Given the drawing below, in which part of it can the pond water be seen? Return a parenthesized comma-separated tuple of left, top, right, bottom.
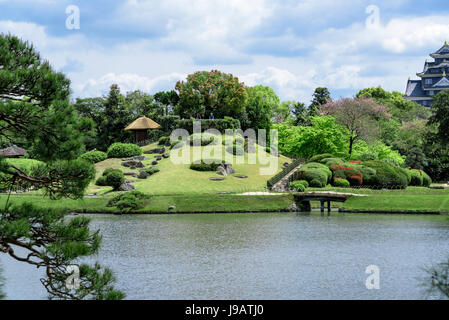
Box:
(1, 212, 449, 300)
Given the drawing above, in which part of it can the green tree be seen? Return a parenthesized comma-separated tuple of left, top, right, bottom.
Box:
(175, 70, 247, 119)
(274, 116, 349, 159)
(319, 97, 390, 155)
(245, 85, 278, 130)
(0, 34, 124, 300)
(290, 101, 310, 126)
(154, 90, 179, 116)
(309, 87, 331, 117)
(429, 90, 449, 145)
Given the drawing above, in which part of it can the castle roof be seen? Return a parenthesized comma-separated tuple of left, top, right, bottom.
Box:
(0, 145, 27, 157)
(405, 80, 426, 97)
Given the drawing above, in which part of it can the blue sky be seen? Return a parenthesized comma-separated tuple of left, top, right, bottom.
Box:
(1, 0, 449, 103)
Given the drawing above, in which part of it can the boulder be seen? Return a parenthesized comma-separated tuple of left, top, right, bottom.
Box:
(232, 175, 248, 179)
(216, 166, 227, 176)
(283, 162, 290, 168)
(124, 172, 138, 177)
(155, 155, 162, 161)
(121, 160, 144, 169)
(133, 156, 147, 161)
(138, 170, 150, 179)
(162, 153, 170, 158)
(168, 205, 176, 211)
(223, 163, 235, 174)
(152, 160, 158, 165)
(118, 183, 135, 191)
(210, 177, 225, 181)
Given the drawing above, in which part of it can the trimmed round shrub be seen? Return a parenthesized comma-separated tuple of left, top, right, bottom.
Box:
(409, 169, 423, 186)
(302, 162, 332, 182)
(310, 178, 325, 188)
(297, 180, 309, 188)
(309, 153, 334, 163)
(290, 181, 306, 192)
(95, 175, 108, 186)
(79, 151, 107, 164)
(333, 178, 350, 187)
(105, 170, 125, 190)
(107, 191, 149, 212)
(265, 147, 271, 153)
(190, 159, 223, 171)
(102, 168, 121, 177)
(296, 168, 328, 188)
(107, 143, 142, 158)
(226, 144, 244, 156)
(363, 161, 408, 189)
(158, 136, 170, 145)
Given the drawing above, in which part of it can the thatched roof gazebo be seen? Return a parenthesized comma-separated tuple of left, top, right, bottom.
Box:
(125, 116, 162, 143)
(0, 145, 27, 158)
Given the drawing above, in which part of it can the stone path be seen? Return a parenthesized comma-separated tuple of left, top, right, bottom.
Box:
(271, 163, 303, 192)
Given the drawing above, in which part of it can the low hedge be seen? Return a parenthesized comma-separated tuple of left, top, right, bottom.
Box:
(363, 161, 408, 189)
(96, 167, 125, 190)
(190, 159, 223, 171)
(145, 167, 160, 175)
(79, 151, 107, 163)
(329, 164, 363, 186)
(409, 169, 424, 186)
(333, 177, 350, 187)
(296, 168, 328, 188)
(107, 143, 142, 158)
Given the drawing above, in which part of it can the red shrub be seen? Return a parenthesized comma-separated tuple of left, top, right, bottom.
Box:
(349, 160, 363, 164)
(329, 164, 363, 186)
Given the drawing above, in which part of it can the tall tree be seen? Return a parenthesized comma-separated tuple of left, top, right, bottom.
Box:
(154, 90, 179, 116)
(245, 85, 278, 130)
(0, 34, 123, 300)
(175, 70, 247, 119)
(309, 87, 331, 117)
(429, 90, 449, 145)
(319, 97, 390, 155)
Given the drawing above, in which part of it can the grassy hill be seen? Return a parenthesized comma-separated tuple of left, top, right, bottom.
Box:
(88, 141, 291, 196)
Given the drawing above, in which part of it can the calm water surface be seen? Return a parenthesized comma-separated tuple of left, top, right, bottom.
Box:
(2, 212, 449, 299)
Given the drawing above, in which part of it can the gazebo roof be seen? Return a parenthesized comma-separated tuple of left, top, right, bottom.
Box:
(0, 145, 27, 157)
(125, 116, 162, 131)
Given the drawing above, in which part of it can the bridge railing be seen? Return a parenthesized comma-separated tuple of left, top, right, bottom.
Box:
(267, 158, 303, 189)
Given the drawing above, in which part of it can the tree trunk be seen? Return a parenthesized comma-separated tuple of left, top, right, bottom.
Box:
(349, 136, 354, 156)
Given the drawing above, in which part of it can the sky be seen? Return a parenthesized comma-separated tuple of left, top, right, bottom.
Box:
(1, 0, 449, 103)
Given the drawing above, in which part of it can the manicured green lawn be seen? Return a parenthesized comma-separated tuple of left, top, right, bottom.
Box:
(307, 186, 449, 213)
(88, 142, 291, 195)
(0, 194, 294, 213)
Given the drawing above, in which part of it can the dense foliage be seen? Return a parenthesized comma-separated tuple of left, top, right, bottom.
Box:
(79, 151, 108, 164)
(107, 143, 142, 158)
(0, 34, 123, 300)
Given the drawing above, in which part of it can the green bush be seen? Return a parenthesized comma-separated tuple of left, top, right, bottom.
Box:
(102, 168, 121, 177)
(226, 144, 244, 156)
(145, 167, 160, 175)
(95, 175, 108, 186)
(333, 178, 350, 187)
(158, 136, 170, 145)
(309, 153, 334, 163)
(105, 170, 125, 190)
(296, 168, 328, 188)
(422, 171, 432, 187)
(79, 151, 107, 164)
(409, 169, 423, 186)
(190, 159, 223, 171)
(301, 162, 332, 181)
(320, 158, 346, 166)
(310, 178, 325, 188)
(297, 180, 309, 188)
(363, 161, 408, 189)
(107, 143, 142, 158)
(107, 191, 149, 212)
(265, 147, 271, 153)
(290, 181, 306, 192)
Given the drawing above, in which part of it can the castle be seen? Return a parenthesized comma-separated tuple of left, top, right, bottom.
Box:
(404, 42, 449, 106)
